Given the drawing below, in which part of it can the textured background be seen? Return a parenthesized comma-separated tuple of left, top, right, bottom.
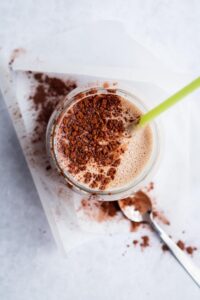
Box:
(0, 1, 200, 299)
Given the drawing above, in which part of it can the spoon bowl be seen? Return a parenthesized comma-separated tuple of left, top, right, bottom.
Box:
(118, 190, 152, 222)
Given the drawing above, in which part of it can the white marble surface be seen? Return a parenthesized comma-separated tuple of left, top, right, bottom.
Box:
(0, 1, 200, 299)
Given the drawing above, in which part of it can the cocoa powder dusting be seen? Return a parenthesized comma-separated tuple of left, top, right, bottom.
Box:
(100, 201, 121, 217)
(57, 92, 135, 190)
(79, 186, 197, 257)
(29, 72, 76, 144)
(80, 199, 121, 222)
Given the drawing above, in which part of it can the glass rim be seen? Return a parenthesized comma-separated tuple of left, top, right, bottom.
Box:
(47, 83, 161, 200)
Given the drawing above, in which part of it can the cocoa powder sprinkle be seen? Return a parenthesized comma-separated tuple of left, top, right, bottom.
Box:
(57, 93, 134, 190)
(29, 72, 77, 143)
(177, 240, 185, 250)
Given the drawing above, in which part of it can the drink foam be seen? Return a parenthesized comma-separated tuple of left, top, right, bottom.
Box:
(55, 94, 153, 191)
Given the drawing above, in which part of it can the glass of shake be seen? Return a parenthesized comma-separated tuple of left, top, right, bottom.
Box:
(46, 83, 160, 201)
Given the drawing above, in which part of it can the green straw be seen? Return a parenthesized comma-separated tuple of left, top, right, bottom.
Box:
(139, 77, 200, 127)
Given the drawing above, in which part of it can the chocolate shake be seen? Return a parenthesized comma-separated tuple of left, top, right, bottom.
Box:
(52, 90, 153, 191)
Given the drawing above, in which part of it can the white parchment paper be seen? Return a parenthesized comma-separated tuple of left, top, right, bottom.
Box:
(0, 21, 197, 255)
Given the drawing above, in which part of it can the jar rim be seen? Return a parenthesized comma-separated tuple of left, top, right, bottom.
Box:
(47, 83, 161, 201)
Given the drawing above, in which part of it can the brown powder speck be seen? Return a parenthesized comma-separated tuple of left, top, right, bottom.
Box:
(186, 246, 197, 255)
(133, 240, 138, 246)
(162, 244, 169, 251)
(146, 182, 154, 192)
(140, 236, 150, 248)
(177, 240, 185, 251)
(29, 72, 76, 144)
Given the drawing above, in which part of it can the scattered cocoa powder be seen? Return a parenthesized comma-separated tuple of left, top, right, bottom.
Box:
(162, 240, 197, 256)
(99, 201, 121, 217)
(79, 187, 198, 258)
(26, 72, 77, 171)
(176, 240, 197, 255)
(29, 72, 76, 144)
(80, 198, 121, 222)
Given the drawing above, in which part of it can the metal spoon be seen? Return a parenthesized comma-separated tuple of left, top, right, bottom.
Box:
(118, 195, 200, 287)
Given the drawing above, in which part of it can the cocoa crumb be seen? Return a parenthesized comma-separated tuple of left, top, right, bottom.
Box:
(140, 236, 150, 248)
(186, 246, 197, 255)
(83, 172, 92, 184)
(162, 244, 169, 251)
(146, 181, 154, 192)
(133, 240, 138, 246)
(107, 167, 116, 179)
(177, 240, 185, 250)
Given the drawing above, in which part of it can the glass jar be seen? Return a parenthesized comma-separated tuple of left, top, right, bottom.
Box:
(46, 82, 161, 201)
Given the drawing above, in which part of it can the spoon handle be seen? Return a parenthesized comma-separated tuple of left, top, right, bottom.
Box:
(149, 213, 200, 287)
